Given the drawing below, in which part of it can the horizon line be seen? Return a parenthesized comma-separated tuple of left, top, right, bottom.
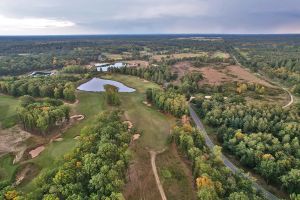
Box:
(0, 33, 300, 37)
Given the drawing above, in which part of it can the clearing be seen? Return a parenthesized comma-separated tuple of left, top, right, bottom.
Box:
(152, 52, 207, 62)
(199, 65, 276, 87)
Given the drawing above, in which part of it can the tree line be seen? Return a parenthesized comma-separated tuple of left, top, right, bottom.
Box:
(146, 88, 188, 117)
(17, 96, 70, 135)
(0, 75, 77, 102)
(109, 66, 175, 85)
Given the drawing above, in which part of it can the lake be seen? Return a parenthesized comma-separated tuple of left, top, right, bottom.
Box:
(77, 78, 136, 92)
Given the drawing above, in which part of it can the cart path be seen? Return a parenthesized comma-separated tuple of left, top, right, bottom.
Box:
(150, 150, 167, 200)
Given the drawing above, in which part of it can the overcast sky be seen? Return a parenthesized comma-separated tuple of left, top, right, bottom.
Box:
(0, 0, 299, 35)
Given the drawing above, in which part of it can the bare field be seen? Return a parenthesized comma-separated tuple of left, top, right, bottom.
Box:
(171, 61, 202, 80)
(152, 52, 207, 61)
(199, 65, 275, 87)
(125, 60, 150, 68)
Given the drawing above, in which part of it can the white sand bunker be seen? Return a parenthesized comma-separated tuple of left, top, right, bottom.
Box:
(54, 138, 63, 142)
(123, 121, 133, 129)
(70, 115, 85, 121)
(29, 146, 45, 158)
(143, 101, 152, 107)
(74, 136, 80, 140)
(132, 134, 140, 141)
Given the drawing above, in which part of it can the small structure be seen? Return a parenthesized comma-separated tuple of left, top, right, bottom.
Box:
(95, 62, 126, 72)
(29, 71, 55, 77)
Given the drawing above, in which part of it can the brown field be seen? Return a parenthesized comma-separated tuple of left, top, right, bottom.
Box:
(152, 52, 207, 62)
(211, 51, 230, 59)
(199, 65, 275, 87)
(171, 62, 202, 82)
(125, 60, 150, 68)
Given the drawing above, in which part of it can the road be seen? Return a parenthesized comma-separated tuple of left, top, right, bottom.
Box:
(232, 55, 294, 108)
(189, 105, 279, 200)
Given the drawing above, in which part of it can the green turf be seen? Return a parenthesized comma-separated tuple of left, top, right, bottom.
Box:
(0, 154, 19, 183)
(103, 74, 175, 150)
(0, 95, 20, 128)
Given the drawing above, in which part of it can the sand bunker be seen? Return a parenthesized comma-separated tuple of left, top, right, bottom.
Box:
(143, 101, 152, 107)
(29, 146, 45, 158)
(54, 138, 63, 142)
(0, 125, 31, 163)
(132, 134, 140, 141)
(70, 115, 84, 121)
(123, 121, 133, 129)
(74, 136, 81, 140)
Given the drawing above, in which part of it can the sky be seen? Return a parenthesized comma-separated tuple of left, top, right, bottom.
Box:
(0, 0, 299, 35)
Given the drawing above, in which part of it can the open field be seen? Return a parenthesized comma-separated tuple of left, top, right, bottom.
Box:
(125, 60, 150, 68)
(0, 154, 19, 183)
(212, 51, 230, 59)
(171, 61, 203, 82)
(199, 65, 276, 87)
(152, 52, 208, 61)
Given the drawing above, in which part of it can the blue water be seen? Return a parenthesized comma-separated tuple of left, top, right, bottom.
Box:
(77, 78, 136, 92)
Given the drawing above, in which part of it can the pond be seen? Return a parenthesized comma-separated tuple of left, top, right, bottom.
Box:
(77, 78, 136, 92)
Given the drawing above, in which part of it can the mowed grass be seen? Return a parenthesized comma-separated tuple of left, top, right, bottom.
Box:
(0, 95, 20, 128)
(0, 154, 19, 183)
(103, 74, 175, 150)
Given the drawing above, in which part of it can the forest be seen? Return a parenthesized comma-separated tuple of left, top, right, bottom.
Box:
(17, 96, 70, 135)
(172, 124, 265, 200)
(192, 95, 300, 195)
(0, 75, 77, 102)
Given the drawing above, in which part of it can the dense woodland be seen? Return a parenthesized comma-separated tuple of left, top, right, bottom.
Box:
(0, 75, 77, 102)
(1, 111, 131, 200)
(172, 124, 265, 200)
(192, 96, 300, 196)
(109, 66, 175, 85)
(146, 88, 188, 117)
(17, 96, 70, 135)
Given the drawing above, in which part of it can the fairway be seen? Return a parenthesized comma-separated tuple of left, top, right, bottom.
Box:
(0, 95, 20, 128)
(103, 74, 174, 150)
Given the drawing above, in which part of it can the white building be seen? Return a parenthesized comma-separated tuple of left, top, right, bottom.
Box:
(96, 62, 126, 72)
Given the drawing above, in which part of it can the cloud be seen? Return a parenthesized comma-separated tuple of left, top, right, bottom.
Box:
(0, 0, 299, 34)
(0, 15, 75, 29)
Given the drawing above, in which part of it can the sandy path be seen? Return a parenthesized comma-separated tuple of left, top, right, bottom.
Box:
(232, 55, 294, 108)
(150, 150, 167, 200)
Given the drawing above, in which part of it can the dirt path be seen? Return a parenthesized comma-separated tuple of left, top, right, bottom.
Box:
(150, 150, 167, 200)
(232, 55, 294, 108)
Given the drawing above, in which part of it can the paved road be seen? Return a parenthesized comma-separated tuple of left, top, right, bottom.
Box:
(232, 55, 294, 109)
(189, 105, 279, 200)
